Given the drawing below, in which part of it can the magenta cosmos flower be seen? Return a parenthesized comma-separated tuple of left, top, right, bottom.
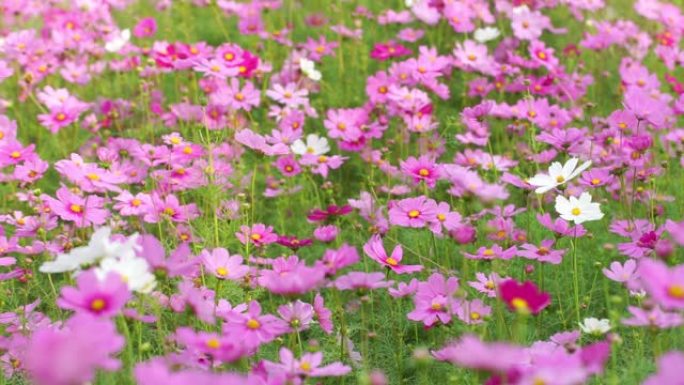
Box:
(400, 155, 441, 188)
(363, 235, 422, 274)
(57, 270, 130, 317)
(499, 279, 551, 315)
(236, 223, 278, 247)
(223, 301, 288, 349)
(388, 196, 438, 228)
(42, 187, 109, 228)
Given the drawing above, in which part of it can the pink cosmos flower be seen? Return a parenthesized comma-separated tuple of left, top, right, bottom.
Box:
(300, 153, 346, 178)
(258, 256, 326, 295)
(137, 235, 198, 278)
(313, 293, 333, 334)
(400, 155, 440, 187)
(316, 243, 359, 275)
(638, 259, 684, 310)
(334, 272, 393, 291)
(174, 327, 248, 363)
(42, 187, 109, 228)
(622, 306, 683, 329)
(133, 17, 157, 38)
(407, 273, 460, 327)
(370, 41, 412, 61)
(432, 334, 525, 373)
(516, 239, 566, 264)
(643, 351, 684, 385)
(201, 248, 249, 281)
(235, 129, 289, 156)
(388, 196, 438, 228)
(223, 301, 289, 349)
(602, 259, 639, 284)
(143, 193, 199, 223)
(236, 223, 278, 247)
(463, 244, 517, 261)
(57, 270, 130, 318)
(0, 140, 35, 168)
(266, 83, 309, 108)
(499, 279, 551, 315)
(455, 299, 491, 325)
(25, 314, 124, 385)
(220, 78, 261, 111)
(278, 300, 314, 332)
(264, 348, 351, 379)
(113, 191, 152, 216)
(363, 235, 422, 274)
(388, 278, 419, 298)
(313, 225, 339, 242)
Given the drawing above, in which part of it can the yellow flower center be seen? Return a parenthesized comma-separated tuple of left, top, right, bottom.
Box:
(70, 204, 83, 213)
(170, 137, 181, 145)
(90, 298, 106, 311)
(182, 146, 193, 154)
(511, 298, 529, 311)
(591, 178, 601, 185)
(235, 93, 245, 101)
(56, 113, 66, 121)
(317, 155, 328, 163)
(483, 249, 495, 257)
(437, 213, 446, 222)
(408, 210, 420, 218)
(571, 207, 581, 216)
(10, 151, 20, 159)
(86, 173, 100, 181)
(431, 303, 442, 311)
(206, 338, 220, 349)
(470, 312, 481, 320)
(163, 207, 175, 216)
(216, 267, 228, 277)
(251, 233, 262, 241)
(537, 51, 547, 60)
(300, 361, 312, 372)
(224, 52, 234, 61)
(246, 319, 261, 329)
(667, 284, 684, 299)
(485, 280, 495, 290)
(385, 257, 398, 266)
(418, 168, 430, 177)
(467, 54, 476, 61)
(556, 176, 565, 183)
(131, 198, 142, 207)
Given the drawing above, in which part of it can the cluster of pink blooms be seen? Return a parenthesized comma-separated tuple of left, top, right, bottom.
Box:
(0, 0, 683, 384)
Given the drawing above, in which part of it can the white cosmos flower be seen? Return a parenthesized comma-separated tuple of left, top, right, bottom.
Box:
(40, 227, 139, 273)
(105, 29, 131, 53)
(474, 27, 501, 43)
(555, 192, 604, 224)
(528, 158, 592, 194)
(579, 317, 611, 335)
(291, 134, 330, 156)
(97, 255, 156, 293)
(299, 58, 322, 82)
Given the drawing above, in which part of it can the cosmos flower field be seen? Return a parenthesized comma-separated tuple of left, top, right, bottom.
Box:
(2, 0, 684, 384)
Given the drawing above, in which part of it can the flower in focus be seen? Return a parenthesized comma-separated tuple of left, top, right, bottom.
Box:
(527, 158, 591, 194)
(555, 192, 604, 224)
